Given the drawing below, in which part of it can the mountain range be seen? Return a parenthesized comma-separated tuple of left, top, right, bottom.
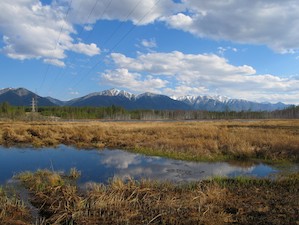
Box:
(0, 87, 290, 112)
(0, 88, 56, 107)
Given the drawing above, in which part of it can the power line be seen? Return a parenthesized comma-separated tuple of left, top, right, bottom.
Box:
(46, 0, 100, 94)
(38, 0, 73, 92)
(50, 0, 161, 99)
(102, 0, 142, 46)
(74, 0, 142, 74)
(75, 0, 100, 39)
(47, 0, 114, 97)
(62, 0, 143, 93)
(56, 0, 73, 48)
(71, 0, 162, 90)
(84, 0, 114, 42)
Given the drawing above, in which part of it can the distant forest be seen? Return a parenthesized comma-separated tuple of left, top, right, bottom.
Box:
(0, 102, 298, 120)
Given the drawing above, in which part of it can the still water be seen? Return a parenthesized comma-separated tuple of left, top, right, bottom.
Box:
(0, 145, 297, 184)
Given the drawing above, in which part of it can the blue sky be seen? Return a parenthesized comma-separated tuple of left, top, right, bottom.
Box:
(0, 0, 299, 104)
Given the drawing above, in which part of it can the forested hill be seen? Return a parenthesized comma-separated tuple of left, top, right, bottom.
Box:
(0, 102, 298, 120)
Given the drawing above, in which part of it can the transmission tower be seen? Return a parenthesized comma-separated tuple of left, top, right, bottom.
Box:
(31, 97, 37, 113)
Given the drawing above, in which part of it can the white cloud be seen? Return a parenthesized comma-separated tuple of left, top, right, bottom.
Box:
(1, 0, 299, 68)
(141, 38, 157, 48)
(101, 68, 168, 93)
(67, 0, 299, 53)
(100, 150, 140, 169)
(103, 51, 299, 104)
(0, 0, 100, 66)
(164, 86, 208, 97)
(69, 0, 184, 25)
(98, 149, 258, 182)
(164, 0, 299, 53)
(43, 58, 65, 67)
(70, 43, 100, 56)
(110, 51, 255, 78)
(83, 25, 93, 31)
(217, 46, 238, 56)
(162, 12, 192, 27)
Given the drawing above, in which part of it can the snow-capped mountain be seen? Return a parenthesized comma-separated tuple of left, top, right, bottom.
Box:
(0, 88, 13, 95)
(175, 95, 229, 103)
(80, 88, 135, 100)
(67, 89, 190, 110)
(174, 95, 197, 105)
(64, 89, 290, 111)
(98, 88, 135, 99)
(175, 94, 288, 111)
(0, 87, 291, 111)
(136, 92, 162, 99)
(211, 95, 230, 103)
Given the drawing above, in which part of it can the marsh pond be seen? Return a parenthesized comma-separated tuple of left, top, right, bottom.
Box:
(1, 145, 298, 185)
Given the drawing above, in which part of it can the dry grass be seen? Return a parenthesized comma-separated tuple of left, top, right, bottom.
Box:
(0, 186, 32, 225)
(213, 174, 299, 225)
(0, 120, 298, 162)
(82, 179, 232, 225)
(15, 170, 299, 225)
(17, 170, 232, 224)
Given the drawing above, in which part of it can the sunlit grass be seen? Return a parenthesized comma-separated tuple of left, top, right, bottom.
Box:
(16, 170, 232, 224)
(0, 120, 298, 162)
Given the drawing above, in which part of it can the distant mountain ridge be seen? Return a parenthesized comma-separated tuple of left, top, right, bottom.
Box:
(66, 89, 190, 110)
(0, 87, 291, 111)
(0, 88, 56, 107)
(175, 95, 287, 112)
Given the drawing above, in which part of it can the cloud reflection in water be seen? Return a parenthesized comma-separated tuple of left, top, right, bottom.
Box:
(0, 146, 286, 185)
(99, 149, 270, 182)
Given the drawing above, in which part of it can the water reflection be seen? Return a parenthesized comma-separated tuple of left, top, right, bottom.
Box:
(99, 150, 266, 182)
(0, 145, 297, 185)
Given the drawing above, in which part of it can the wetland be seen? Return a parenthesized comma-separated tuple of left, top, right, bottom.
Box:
(0, 119, 298, 224)
(1, 145, 298, 185)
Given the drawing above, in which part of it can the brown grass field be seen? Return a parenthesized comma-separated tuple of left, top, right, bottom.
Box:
(0, 120, 298, 224)
(0, 119, 298, 162)
(0, 170, 297, 225)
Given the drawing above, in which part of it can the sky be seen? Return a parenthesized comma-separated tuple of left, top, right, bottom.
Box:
(0, 0, 299, 104)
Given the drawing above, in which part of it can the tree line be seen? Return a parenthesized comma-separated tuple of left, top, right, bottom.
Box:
(0, 102, 298, 120)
